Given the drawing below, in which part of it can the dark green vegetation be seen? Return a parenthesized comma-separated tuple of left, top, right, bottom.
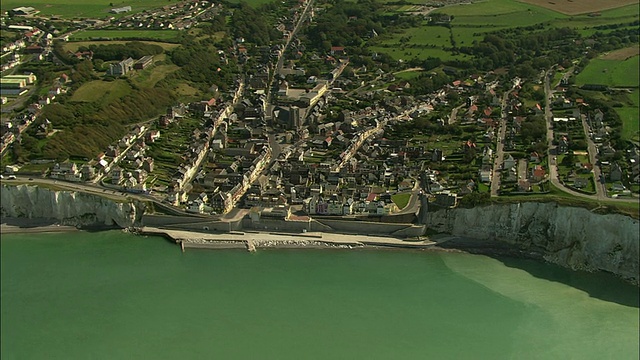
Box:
(77, 42, 164, 62)
(69, 30, 183, 43)
(11, 42, 176, 161)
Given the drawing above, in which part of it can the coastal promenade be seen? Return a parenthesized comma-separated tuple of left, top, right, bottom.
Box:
(139, 226, 436, 251)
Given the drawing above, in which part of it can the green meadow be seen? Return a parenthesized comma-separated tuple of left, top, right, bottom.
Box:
(70, 80, 132, 103)
(575, 56, 640, 87)
(616, 89, 640, 141)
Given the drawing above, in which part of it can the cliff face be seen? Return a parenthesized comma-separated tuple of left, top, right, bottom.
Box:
(428, 202, 640, 284)
(1, 185, 144, 228)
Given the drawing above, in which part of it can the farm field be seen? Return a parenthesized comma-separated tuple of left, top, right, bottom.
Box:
(69, 30, 181, 42)
(63, 41, 180, 53)
(450, 7, 562, 28)
(70, 80, 132, 103)
(0, 0, 182, 19)
(575, 55, 639, 87)
(601, 46, 640, 61)
(519, 0, 638, 15)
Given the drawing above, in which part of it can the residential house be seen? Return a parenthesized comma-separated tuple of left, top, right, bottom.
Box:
(479, 165, 492, 183)
(111, 167, 124, 185)
(49, 162, 81, 182)
(80, 164, 96, 180)
(557, 136, 569, 154)
(530, 165, 546, 182)
(518, 179, 531, 192)
(609, 162, 623, 181)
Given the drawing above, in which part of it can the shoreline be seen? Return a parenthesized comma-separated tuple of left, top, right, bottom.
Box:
(1, 223, 80, 234)
(0, 220, 537, 257)
(4, 218, 636, 285)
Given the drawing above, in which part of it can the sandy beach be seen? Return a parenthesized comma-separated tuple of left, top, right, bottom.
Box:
(1, 223, 79, 234)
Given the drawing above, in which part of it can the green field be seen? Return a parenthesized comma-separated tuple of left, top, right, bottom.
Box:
(0, 0, 183, 19)
(391, 193, 411, 209)
(378, 26, 452, 48)
(69, 30, 181, 42)
(133, 64, 180, 88)
(451, 26, 500, 46)
(616, 89, 640, 141)
(70, 80, 132, 103)
(575, 56, 640, 87)
(441, 0, 560, 17)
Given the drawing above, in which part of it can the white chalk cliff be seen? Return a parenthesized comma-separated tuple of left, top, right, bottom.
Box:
(1, 185, 143, 228)
(428, 202, 640, 284)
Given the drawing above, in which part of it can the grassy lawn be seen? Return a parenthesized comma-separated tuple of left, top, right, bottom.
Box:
(69, 30, 181, 42)
(575, 55, 639, 87)
(173, 83, 200, 98)
(0, 0, 183, 19)
(132, 64, 180, 88)
(394, 70, 424, 80)
(391, 193, 411, 209)
(70, 80, 132, 103)
(478, 182, 490, 193)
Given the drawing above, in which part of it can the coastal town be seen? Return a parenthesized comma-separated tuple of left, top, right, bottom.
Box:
(1, 1, 639, 359)
(1, 0, 638, 230)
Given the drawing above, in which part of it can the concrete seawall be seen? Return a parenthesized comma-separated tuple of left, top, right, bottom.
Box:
(140, 227, 435, 252)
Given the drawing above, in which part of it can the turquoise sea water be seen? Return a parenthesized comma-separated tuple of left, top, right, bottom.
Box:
(1, 231, 638, 359)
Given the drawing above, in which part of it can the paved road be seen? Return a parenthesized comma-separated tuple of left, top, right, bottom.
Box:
(267, 0, 314, 104)
(580, 114, 608, 200)
(490, 86, 514, 197)
(448, 104, 464, 125)
(0, 176, 211, 217)
(543, 68, 638, 204)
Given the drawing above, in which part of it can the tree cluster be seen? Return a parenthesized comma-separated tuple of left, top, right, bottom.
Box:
(80, 42, 164, 62)
(229, 2, 281, 46)
(169, 41, 237, 92)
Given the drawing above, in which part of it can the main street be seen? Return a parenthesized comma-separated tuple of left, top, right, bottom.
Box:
(490, 81, 518, 197)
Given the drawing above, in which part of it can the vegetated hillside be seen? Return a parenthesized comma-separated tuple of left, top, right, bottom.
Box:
(42, 87, 174, 160)
(14, 65, 175, 162)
